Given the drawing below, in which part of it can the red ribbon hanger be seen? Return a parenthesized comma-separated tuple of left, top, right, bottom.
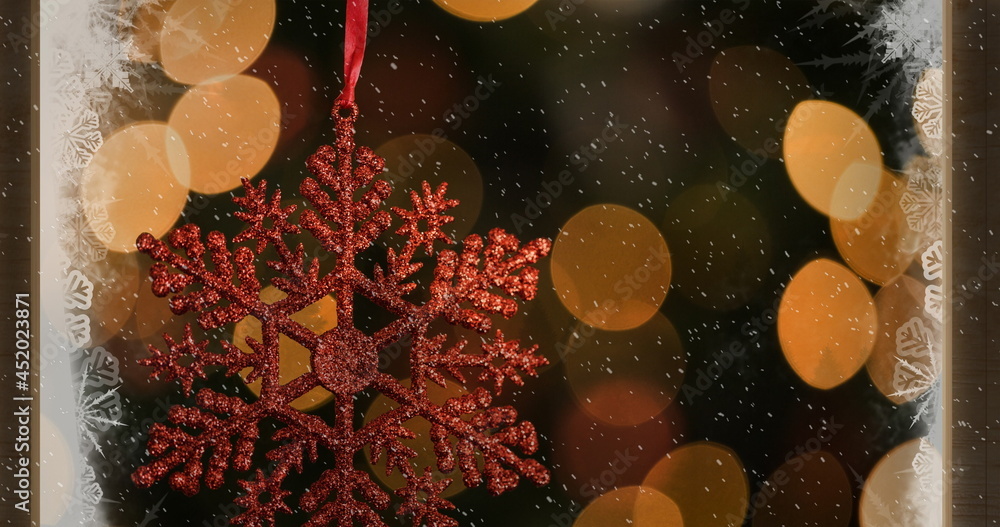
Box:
(337, 0, 369, 107)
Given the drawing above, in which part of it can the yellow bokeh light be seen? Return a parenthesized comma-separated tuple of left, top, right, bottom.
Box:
(783, 100, 883, 220)
(574, 486, 683, 527)
(662, 184, 772, 311)
(778, 258, 877, 389)
(433, 0, 538, 22)
(831, 169, 922, 285)
(376, 134, 484, 244)
(752, 450, 852, 527)
(709, 46, 814, 158)
(234, 286, 337, 411)
(866, 275, 940, 404)
(160, 0, 276, 84)
(643, 442, 749, 527)
(551, 204, 671, 331)
(168, 74, 281, 194)
(81, 121, 191, 253)
(563, 312, 685, 426)
(860, 439, 943, 527)
(364, 380, 471, 498)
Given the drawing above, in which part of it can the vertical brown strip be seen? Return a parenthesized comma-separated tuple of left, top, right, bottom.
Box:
(30, 0, 40, 524)
(950, 0, 996, 525)
(984, 0, 1000, 522)
(0, 0, 38, 525)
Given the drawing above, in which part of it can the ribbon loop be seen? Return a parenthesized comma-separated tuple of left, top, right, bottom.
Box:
(336, 0, 369, 110)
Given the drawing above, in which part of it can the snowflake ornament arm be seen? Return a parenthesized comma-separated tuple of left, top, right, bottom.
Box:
(133, 103, 551, 527)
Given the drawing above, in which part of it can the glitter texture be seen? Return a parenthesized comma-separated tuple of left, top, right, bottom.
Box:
(133, 103, 551, 527)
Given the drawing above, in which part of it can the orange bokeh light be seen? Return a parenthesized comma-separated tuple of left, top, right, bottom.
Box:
(551, 204, 671, 331)
(168, 74, 281, 194)
(433, 0, 538, 22)
(643, 441, 749, 527)
(160, 0, 276, 84)
(866, 275, 940, 404)
(783, 101, 883, 220)
(831, 169, 922, 285)
(81, 122, 191, 253)
(574, 486, 683, 527)
(778, 258, 877, 389)
(860, 439, 942, 526)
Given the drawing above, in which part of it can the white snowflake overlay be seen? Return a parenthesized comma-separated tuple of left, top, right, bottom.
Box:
(911, 69, 944, 155)
(799, 0, 943, 120)
(50, 1, 168, 525)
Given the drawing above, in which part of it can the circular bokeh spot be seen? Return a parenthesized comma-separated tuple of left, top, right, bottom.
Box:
(860, 439, 942, 527)
(643, 441, 749, 527)
(751, 450, 852, 527)
(574, 486, 684, 527)
(563, 312, 685, 426)
(831, 169, 922, 285)
(551, 204, 671, 331)
(433, 0, 538, 22)
(364, 380, 472, 498)
(709, 46, 814, 158)
(376, 134, 483, 244)
(234, 286, 337, 411)
(160, 0, 276, 84)
(778, 258, 877, 389)
(662, 184, 772, 310)
(169, 74, 281, 194)
(866, 275, 940, 404)
(783, 100, 883, 220)
(81, 122, 191, 252)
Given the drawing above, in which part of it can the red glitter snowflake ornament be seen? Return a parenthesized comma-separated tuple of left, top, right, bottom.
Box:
(131, 2, 551, 526)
